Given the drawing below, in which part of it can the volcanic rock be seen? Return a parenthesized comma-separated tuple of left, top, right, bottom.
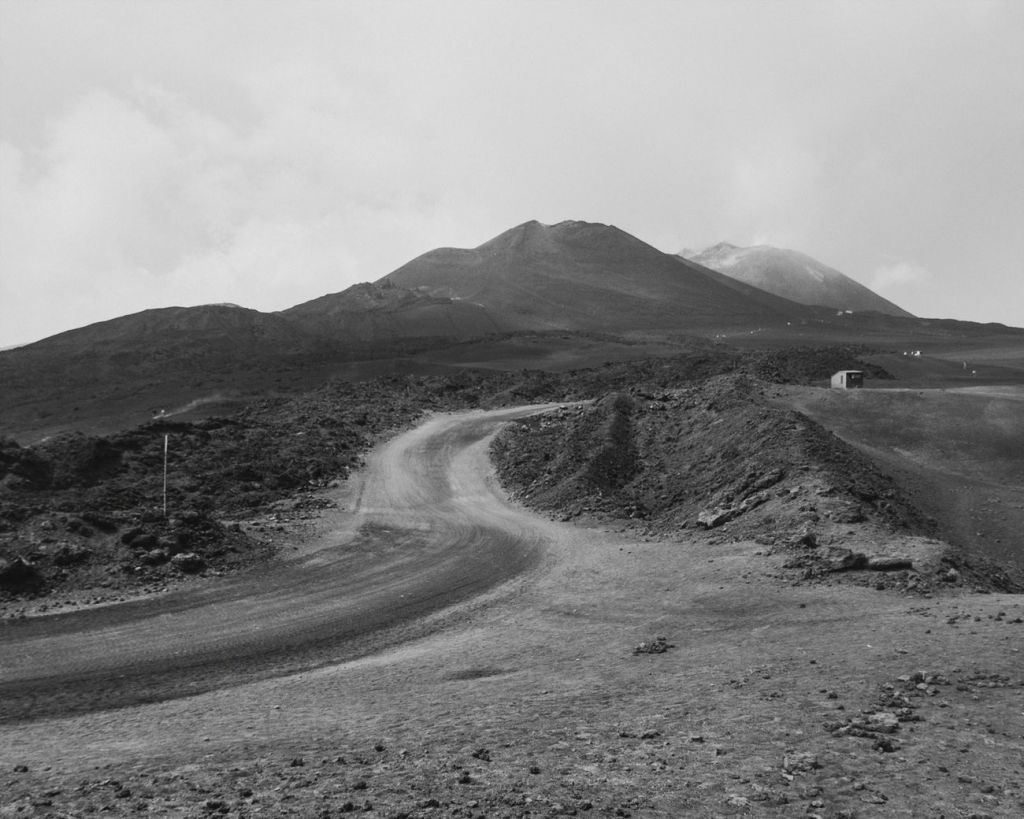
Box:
(170, 552, 205, 573)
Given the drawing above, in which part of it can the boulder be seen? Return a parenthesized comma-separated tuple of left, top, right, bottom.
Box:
(158, 534, 183, 552)
(66, 519, 94, 537)
(825, 548, 868, 572)
(170, 551, 205, 573)
(697, 506, 737, 529)
(749, 468, 785, 493)
(794, 526, 817, 548)
(833, 504, 867, 524)
(81, 511, 118, 533)
(130, 534, 158, 551)
(141, 548, 170, 566)
(0, 555, 41, 589)
(52, 543, 92, 566)
(867, 556, 913, 571)
(120, 526, 146, 545)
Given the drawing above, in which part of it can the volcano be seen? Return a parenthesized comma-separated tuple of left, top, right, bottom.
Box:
(376, 220, 817, 333)
(684, 243, 913, 318)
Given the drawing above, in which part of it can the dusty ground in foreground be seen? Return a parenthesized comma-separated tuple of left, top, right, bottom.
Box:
(3, 487, 1023, 818)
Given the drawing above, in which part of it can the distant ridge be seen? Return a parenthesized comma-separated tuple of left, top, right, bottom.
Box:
(21, 304, 323, 354)
(7, 217, 1022, 441)
(683, 243, 914, 318)
(282, 279, 509, 341)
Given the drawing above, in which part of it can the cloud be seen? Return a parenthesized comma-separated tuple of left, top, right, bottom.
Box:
(1, 0, 1022, 342)
(869, 260, 933, 294)
(0, 67, 464, 343)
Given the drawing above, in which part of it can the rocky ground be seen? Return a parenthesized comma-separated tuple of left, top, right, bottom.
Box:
(491, 374, 1019, 596)
(0, 372, 508, 613)
(1, 358, 1023, 817)
(1, 346, 886, 613)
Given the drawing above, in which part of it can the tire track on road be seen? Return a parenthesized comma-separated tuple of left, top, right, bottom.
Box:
(0, 404, 562, 721)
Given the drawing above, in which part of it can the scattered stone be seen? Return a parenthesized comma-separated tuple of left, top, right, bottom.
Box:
(862, 711, 900, 733)
(52, 542, 92, 566)
(782, 752, 820, 774)
(633, 636, 673, 655)
(872, 736, 900, 753)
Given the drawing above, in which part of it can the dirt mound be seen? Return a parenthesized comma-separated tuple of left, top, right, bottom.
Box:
(493, 374, 1015, 592)
(494, 373, 910, 530)
(744, 345, 895, 385)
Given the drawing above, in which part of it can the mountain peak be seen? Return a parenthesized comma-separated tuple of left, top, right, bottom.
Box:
(477, 219, 620, 254)
(688, 242, 913, 317)
(381, 220, 817, 334)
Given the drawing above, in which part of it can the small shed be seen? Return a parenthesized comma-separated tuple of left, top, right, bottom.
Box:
(831, 370, 864, 389)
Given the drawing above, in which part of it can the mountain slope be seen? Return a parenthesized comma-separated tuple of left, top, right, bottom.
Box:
(0, 305, 346, 439)
(382, 220, 817, 332)
(282, 280, 509, 341)
(18, 304, 322, 356)
(684, 243, 913, 317)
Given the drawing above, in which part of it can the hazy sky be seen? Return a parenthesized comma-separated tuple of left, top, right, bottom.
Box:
(1, 0, 1022, 346)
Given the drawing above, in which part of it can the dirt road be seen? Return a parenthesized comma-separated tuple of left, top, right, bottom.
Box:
(0, 404, 563, 721)
(3, 404, 1023, 817)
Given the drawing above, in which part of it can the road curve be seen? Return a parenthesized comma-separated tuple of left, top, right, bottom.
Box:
(0, 404, 561, 721)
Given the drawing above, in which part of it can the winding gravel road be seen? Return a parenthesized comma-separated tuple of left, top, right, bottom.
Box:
(0, 404, 561, 721)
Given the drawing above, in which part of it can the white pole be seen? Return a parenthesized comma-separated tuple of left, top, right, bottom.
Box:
(163, 434, 169, 518)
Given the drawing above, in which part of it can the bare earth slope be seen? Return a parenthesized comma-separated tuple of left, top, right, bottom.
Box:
(779, 384, 1024, 578)
(2, 406, 1022, 817)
